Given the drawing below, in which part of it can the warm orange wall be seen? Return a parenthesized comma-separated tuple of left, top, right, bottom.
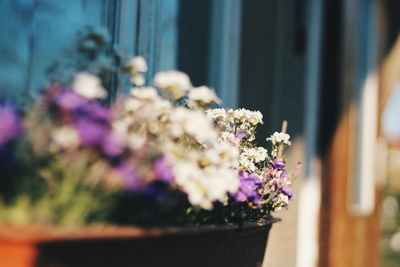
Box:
(319, 113, 381, 267)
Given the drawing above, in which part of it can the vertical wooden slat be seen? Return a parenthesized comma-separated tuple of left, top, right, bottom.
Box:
(136, 0, 160, 81)
(158, 0, 179, 71)
(208, 0, 242, 108)
(118, 0, 138, 55)
(136, 0, 179, 82)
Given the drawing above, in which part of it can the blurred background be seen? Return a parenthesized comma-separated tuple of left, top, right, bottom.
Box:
(0, 0, 399, 266)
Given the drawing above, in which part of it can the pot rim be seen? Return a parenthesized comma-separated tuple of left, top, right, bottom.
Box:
(0, 217, 280, 244)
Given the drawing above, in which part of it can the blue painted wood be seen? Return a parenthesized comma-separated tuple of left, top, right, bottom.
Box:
(135, 0, 179, 82)
(208, 0, 242, 108)
(118, 0, 138, 55)
(303, 0, 324, 178)
(0, 0, 35, 102)
(136, 0, 161, 82)
(158, 0, 179, 71)
(0, 0, 179, 102)
(0, 0, 109, 103)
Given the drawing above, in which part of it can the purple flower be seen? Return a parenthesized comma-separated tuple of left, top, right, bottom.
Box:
(74, 119, 108, 146)
(0, 106, 22, 145)
(279, 170, 289, 180)
(77, 101, 111, 123)
(101, 131, 125, 157)
(116, 162, 139, 191)
(281, 185, 294, 200)
(56, 90, 87, 111)
(153, 155, 174, 183)
(269, 160, 285, 170)
(235, 130, 246, 140)
(234, 171, 262, 204)
(53, 88, 111, 124)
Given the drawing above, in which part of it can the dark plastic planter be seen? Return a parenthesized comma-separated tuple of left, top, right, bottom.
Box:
(0, 218, 279, 267)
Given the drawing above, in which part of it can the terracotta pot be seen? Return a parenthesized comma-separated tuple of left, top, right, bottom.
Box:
(0, 218, 279, 267)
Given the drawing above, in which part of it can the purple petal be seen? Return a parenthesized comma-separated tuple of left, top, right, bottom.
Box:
(102, 131, 126, 157)
(78, 102, 112, 123)
(269, 160, 285, 170)
(235, 130, 246, 140)
(57, 90, 87, 111)
(153, 156, 174, 182)
(234, 171, 262, 204)
(0, 106, 22, 145)
(281, 185, 294, 200)
(116, 162, 139, 191)
(74, 119, 108, 146)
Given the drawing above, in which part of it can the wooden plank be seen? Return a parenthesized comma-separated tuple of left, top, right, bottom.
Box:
(318, 0, 383, 266)
(0, 0, 116, 102)
(208, 0, 242, 108)
(158, 0, 179, 71)
(136, 0, 160, 81)
(319, 114, 381, 267)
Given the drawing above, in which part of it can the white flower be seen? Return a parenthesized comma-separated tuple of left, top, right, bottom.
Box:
(131, 87, 159, 100)
(153, 71, 192, 100)
(231, 109, 263, 125)
(51, 126, 79, 149)
(248, 111, 263, 125)
(218, 168, 240, 193)
(255, 147, 268, 162)
(267, 132, 291, 145)
(206, 108, 227, 120)
(239, 155, 256, 172)
(173, 161, 212, 209)
(215, 142, 239, 162)
(152, 98, 172, 112)
(127, 56, 148, 72)
(188, 86, 221, 104)
(170, 108, 217, 142)
(72, 72, 107, 99)
(219, 131, 236, 143)
(113, 117, 133, 134)
(128, 133, 147, 149)
(131, 74, 146, 86)
(241, 147, 268, 163)
(277, 193, 290, 207)
(153, 70, 191, 89)
(173, 161, 238, 210)
(124, 98, 142, 112)
(202, 149, 221, 165)
(204, 168, 238, 200)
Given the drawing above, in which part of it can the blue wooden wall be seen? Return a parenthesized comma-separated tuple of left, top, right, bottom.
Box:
(0, 0, 107, 102)
(0, 0, 241, 107)
(0, 0, 180, 102)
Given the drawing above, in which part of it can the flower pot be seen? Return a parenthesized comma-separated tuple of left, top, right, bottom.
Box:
(0, 218, 278, 267)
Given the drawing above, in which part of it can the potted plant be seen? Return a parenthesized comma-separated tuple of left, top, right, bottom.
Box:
(0, 30, 295, 267)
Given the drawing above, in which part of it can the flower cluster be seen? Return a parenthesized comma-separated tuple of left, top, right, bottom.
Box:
(207, 107, 294, 215)
(113, 84, 239, 210)
(0, 56, 294, 226)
